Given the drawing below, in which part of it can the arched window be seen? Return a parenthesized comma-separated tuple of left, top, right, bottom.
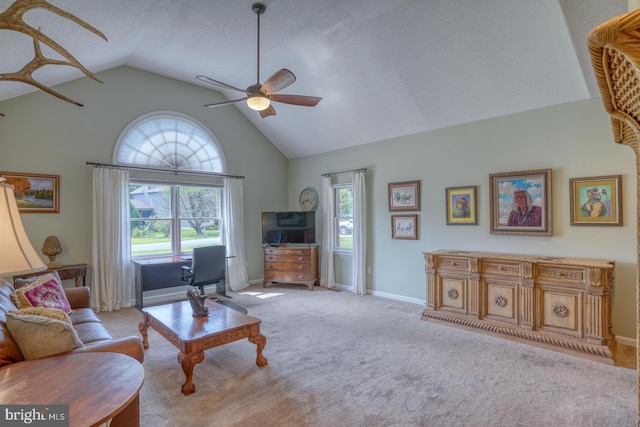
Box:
(115, 112, 226, 257)
(114, 112, 225, 172)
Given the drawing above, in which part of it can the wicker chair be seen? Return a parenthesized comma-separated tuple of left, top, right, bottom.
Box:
(588, 8, 640, 423)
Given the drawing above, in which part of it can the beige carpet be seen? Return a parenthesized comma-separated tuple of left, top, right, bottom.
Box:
(98, 284, 636, 427)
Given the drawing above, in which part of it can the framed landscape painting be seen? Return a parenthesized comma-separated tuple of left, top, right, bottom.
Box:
(388, 180, 420, 211)
(391, 214, 418, 240)
(489, 169, 551, 236)
(569, 175, 622, 226)
(445, 186, 478, 225)
(0, 172, 59, 213)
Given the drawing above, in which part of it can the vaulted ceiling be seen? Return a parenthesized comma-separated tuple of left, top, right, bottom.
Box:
(0, 0, 628, 158)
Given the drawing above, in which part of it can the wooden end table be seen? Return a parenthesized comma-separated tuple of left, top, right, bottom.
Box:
(0, 352, 144, 427)
(139, 298, 267, 395)
(14, 263, 88, 287)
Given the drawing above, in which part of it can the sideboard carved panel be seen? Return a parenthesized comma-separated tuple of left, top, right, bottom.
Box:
(422, 250, 616, 364)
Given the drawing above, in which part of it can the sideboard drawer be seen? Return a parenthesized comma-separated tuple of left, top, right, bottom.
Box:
(536, 265, 585, 285)
(482, 260, 522, 277)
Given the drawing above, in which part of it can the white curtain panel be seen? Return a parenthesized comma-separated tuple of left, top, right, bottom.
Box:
(320, 176, 335, 288)
(91, 167, 131, 312)
(352, 170, 367, 295)
(223, 178, 249, 291)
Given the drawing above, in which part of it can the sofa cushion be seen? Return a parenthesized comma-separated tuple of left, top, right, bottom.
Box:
(72, 321, 115, 345)
(10, 274, 71, 314)
(5, 310, 85, 360)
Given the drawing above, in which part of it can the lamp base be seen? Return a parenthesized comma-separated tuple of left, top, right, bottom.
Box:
(46, 261, 62, 269)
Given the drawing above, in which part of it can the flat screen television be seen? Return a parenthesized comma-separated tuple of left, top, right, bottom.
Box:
(262, 211, 316, 245)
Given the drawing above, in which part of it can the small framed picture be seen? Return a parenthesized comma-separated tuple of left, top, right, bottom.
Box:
(569, 175, 622, 226)
(391, 214, 418, 240)
(388, 180, 420, 211)
(445, 186, 478, 225)
(489, 169, 552, 236)
(0, 172, 59, 213)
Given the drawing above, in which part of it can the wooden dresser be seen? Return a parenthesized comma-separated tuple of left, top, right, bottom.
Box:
(264, 245, 318, 290)
(422, 250, 616, 364)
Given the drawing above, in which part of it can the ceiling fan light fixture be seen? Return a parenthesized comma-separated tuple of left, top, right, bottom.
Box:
(247, 95, 270, 111)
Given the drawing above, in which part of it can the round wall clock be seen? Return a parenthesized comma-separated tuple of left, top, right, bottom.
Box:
(299, 187, 319, 211)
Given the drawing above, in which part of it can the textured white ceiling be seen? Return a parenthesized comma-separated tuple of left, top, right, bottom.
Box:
(0, 0, 628, 158)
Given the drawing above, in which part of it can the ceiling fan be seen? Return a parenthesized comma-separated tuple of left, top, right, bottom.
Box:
(196, 2, 322, 118)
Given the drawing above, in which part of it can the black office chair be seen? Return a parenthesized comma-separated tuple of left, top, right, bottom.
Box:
(181, 245, 227, 297)
(181, 245, 247, 314)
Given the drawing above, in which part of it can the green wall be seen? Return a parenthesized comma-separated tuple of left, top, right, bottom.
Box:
(0, 66, 289, 286)
(289, 99, 638, 341)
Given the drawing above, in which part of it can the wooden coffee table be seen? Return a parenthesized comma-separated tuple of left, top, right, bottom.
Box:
(139, 298, 267, 395)
(0, 352, 144, 427)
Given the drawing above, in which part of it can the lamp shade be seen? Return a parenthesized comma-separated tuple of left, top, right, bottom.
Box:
(0, 181, 46, 276)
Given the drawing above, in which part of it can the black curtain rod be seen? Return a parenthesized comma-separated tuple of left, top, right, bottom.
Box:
(86, 162, 244, 179)
(321, 167, 367, 177)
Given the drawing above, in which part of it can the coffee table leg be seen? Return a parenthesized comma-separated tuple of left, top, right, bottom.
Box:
(178, 351, 205, 395)
(138, 315, 149, 349)
(248, 334, 268, 367)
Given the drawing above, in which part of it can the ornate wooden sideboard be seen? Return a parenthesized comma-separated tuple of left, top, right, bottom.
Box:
(264, 245, 318, 290)
(422, 250, 616, 364)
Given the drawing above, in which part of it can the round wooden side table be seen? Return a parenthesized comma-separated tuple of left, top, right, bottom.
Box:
(0, 352, 144, 427)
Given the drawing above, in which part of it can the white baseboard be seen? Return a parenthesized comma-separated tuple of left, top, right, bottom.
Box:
(616, 335, 637, 348)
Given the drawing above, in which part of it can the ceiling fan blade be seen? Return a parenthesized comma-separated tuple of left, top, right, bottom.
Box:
(196, 75, 250, 94)
(261, 69, 296, 95)
(259, 105, 276, 118)
(204, 97, 248, 108)
(270, 94, 322, 107)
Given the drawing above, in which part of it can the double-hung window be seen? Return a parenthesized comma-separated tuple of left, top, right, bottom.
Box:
(129, 182, 223, 257)
(334, 184, 353, 252)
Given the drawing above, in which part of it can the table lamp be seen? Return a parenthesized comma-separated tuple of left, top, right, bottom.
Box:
(0, 178, 46, 276)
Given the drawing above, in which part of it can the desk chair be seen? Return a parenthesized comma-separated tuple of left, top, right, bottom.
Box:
(181, 245, 247, 314)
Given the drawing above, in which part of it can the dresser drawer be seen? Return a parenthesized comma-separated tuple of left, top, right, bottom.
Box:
(265, 271, 315, 282)
(264, 247, 310, 256)
(264, 254, 310, 263)
(265, 262, 311, 272)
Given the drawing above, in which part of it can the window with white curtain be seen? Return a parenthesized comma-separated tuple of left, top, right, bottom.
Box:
(115, 112, 227, 258)
(334, 184, 353, 252)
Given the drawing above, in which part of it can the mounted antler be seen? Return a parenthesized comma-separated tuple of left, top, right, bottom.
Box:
(0, 0, 107, 114)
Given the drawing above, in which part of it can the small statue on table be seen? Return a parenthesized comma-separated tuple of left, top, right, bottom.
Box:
(186, 289, 209, 317)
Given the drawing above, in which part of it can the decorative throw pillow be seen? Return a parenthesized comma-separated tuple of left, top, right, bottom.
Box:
(11, 307, 71, 323)
(10, 273, 71, 314)
(13, 271, 62, 289)
(5, 311, 85, 360)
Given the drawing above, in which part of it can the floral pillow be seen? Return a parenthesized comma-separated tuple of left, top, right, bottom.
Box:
(10, 273, 71, 314)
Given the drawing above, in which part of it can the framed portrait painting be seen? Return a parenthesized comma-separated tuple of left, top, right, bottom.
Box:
(391, 214, 418, 240)
(0, 172, 59, 213)
(445, 186, 478, 225)
(388, 180, 420, 211)
(489, 169, 552, 236)
(569, 175, 622, 226)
